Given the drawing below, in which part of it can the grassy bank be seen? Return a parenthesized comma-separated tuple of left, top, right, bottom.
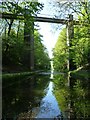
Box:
(2, 72, 35, 88)
(2, 71, 33, 79)
(2, 70, 44, 79)
(2, 70, 44, 88)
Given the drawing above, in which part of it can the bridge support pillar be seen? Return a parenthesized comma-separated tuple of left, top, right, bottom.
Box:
(67, 14, 75, 71)
(24, 19, 34, 71)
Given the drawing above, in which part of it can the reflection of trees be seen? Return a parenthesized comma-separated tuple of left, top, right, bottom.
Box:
(53, 74, 90, 119)
(2, 75, 50, 119)
(53, 74, 70, 119)
(71, 79, 90, 119)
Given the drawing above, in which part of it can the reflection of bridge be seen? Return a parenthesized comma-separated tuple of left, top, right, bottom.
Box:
(0, 13, 85, 70)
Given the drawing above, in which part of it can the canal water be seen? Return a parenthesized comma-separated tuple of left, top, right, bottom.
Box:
(2, 71, 90, 119)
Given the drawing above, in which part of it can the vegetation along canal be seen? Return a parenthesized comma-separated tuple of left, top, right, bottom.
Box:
(2, 70, 90, 120)
(1, 1, 90, 119)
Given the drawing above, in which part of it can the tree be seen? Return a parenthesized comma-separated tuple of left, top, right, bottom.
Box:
(34, 30, 50, 70)
(52, 0, 90, 71)
(53, 28, 68, 72)
(49, 0, 90, 20)
(2, 20, 50, 72)
(0, 1, 43, 52)
(1, 1, 51, 72)
(53, 23, 90, 72)
(71, 25, 90, 68)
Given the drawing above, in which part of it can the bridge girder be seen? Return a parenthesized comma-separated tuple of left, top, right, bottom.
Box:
(0, 13, 84, 25)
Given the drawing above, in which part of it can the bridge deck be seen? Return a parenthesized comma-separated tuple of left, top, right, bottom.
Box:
(0, 13, 81, 25)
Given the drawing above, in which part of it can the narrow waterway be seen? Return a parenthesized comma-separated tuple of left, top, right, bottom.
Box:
(35, 81, 61, 118)
(2, 71, 90, 119)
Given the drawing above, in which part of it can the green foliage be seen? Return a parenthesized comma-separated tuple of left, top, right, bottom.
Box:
(0, 1, 43, 15)
(34, 30, 50, 70)
(71, 1, 90, 68)
(2, 27, 50, 72)
(0, 1, 43, 36)
(1, 1, 50, 72)
(71, 25, 90, 68)
(53, 28, 68, 72)
(52, 0, 90, 72)
(53, 74, 90, 119)
(2, 29, 24, 66)
(72, 80, 90, 118)
(2, 17, 51, 71)
(53, 74, 69, 111)
(53, 8, 90, 72)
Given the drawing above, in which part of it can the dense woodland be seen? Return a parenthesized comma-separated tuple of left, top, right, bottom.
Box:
(52, 0, 90, 72)
(0, 1, 50, 72)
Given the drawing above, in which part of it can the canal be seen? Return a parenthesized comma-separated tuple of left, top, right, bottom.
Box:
(2, 71, 90, 119)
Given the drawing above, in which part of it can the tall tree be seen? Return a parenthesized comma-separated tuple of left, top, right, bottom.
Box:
(34, 30, 50, 70)
(53, 28, 68, 72)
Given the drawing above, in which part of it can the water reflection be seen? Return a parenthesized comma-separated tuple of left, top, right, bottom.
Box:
(2, 72, 90, 119)
(2, 75, 50, 119)
(50, 70, 54, 79)
(36, 81, 61, 118)
(53, 74, 90, 120)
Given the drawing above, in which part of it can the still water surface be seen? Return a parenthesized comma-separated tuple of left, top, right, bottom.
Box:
(2, 72, 90, 119)
(36, 81, 61, 118)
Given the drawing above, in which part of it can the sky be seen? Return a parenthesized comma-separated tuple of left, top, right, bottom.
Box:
(37, 0, 60, 58)
(37, 0, 80, 59)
